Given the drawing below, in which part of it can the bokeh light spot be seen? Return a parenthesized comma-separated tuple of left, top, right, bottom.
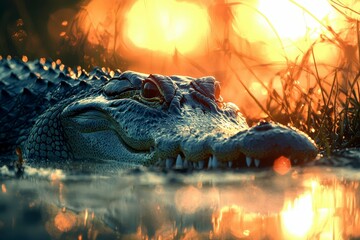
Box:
(273, 156, 292, 175)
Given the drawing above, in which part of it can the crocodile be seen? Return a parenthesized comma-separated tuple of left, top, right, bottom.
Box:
(0, 56, 318, 169)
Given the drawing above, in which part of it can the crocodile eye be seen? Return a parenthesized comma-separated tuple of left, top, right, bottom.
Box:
(142, 81, 161, 99)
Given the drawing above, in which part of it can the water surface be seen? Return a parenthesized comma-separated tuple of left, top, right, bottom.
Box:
(1, 151, 360, 240)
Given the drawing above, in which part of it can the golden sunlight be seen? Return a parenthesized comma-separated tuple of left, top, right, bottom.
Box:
(257, 0, 334, 41)
(233, 0, 335, 42)
(73, 0, 350, 114)
(232, 0, 338, 62)
(281, 192, 314, 238)
(210, 177, 359, 239)
(124, 0, 209, 55)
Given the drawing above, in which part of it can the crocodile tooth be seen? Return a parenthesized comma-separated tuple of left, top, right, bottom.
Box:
(198, 160, 205, 169)
(208, 156, 213, 169)
(212, 156, 219, 168)
(228, 161, 233, 168)
(165, 158, 174, 169)
(254, 159, 260, 168)
(175, 154, 183, 168)
(246, 156, 252, 167)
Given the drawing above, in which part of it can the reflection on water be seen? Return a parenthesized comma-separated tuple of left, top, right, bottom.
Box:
(211, 177, 360, 239)
(0, 164, 360, 239)
(281, 191, 314, 238)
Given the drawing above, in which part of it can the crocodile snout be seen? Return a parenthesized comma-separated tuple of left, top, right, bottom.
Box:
(236, 121, 318, 167)
(152, 121, 318, 170)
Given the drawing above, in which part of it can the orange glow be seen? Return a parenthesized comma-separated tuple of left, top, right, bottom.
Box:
(212, 205, 242, 235)
(21, 55, 28, 62)
(84, 208, 88, 226)
(124, 0, 209, 55)
(54, 211, 77, 232)
(231, 0, 339, 62)
(50, 170, 65, 181)
(249, 82, 268, 96)
(210, 177, 359, 239)
(281, 192, 314, 238)
(73, 0, 351, 115)
(233, 0, 335, 42)
(212, 205, 281, 239)
(1, 184, 6, 193)
(257, 0, 334, 40)
(273, 156, 292, 175)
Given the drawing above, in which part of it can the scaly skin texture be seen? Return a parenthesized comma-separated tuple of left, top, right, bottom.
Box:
(0, 57, 318, 169)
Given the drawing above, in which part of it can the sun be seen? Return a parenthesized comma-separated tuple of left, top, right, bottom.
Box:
(124, 0, 210, 55)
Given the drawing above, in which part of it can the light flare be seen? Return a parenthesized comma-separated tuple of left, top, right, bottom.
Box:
(124, 0, 209, 55)
(233, 0, 335, 42)
(281, 192, 314, 238)
(21, 55, 28, 62)
(257, 0, 334, 40)
(273, 156, 292, 175)
(84, 208, 88, 226)
(231, 0, 339, 62)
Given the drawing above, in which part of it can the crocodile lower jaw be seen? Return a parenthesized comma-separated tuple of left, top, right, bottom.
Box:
(158, 153, 313, 170)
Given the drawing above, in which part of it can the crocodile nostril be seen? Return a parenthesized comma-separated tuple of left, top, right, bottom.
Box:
(253, 120, 273, 131)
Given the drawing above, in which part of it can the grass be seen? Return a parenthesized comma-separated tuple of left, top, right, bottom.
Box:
(226, 2, 360, 154)
(234, 40, 360, 154)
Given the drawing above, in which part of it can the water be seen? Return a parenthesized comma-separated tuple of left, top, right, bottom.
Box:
(0, 151, 360, 240)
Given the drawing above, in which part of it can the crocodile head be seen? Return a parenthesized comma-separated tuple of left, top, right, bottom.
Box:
(45, 71, 317, 169)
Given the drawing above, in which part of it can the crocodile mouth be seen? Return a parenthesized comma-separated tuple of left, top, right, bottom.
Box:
(153, 150, 311, 170)
(151, 122, 318, 170)
(157, 153, 272, 169)
(62, 109, 270, 168)
(62, 107, 317, 169)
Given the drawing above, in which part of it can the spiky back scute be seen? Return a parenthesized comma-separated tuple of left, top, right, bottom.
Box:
(0, 56, 117, 158)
